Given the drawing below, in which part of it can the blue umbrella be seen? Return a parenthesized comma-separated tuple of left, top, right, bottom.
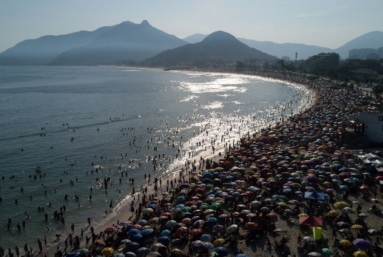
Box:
(191, 216, 200, 221)
(141, 228, 154, 236)
(161, 230, 171, 236)
(129, 242, 139, 247)
(65, 253, 80, 257)
(203, 173, 212, 178)
(283, 189, 292, 193)
(203, 178, 212, 183)
(208, 217, 217, 223)
(232, 192, 240, 196)
(215, 247, 229, 256)
(226, 176, 233, 180)
(133, 233, 143, 239)
(183, 212, 192, 215)
(147, 204, 157, 209)
(158, 236, 171, 244)
(332, 179, 340, 183)
(340, 185, 348, 190)
(177, 196, 185, 202)
(272, 195, 281, 200)
(125, 252, 136, 257)
(204, 242, 215, 249)
(127, 229, 141, 236)
(353, 178, 361, 182)
(137, 248, 150, 254)
(119, 222, 132, 226)
(163, 203, 173, 207)
(138, 220, 148, 226)
(295, 191, 303, 195)
(363, 172, 370, 175)
(201, 234, 212, 241)
(176, 204, 185, 208)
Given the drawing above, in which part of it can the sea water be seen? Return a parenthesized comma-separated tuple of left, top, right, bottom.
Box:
(0, 66, 309, 249)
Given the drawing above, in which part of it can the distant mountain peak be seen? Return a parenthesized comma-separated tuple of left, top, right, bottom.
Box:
(141, 20, 150, 26)
(120, 21, 134, 25)
(202, 31, 238, 44)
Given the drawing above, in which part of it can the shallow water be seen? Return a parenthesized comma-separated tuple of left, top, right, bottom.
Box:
(0, 66, 309, 249)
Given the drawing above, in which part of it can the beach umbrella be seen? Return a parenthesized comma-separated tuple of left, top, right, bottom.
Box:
(334, 202, 349, 210)
(213, 225, 224, 231)
(127, 229, 141, 236)
(101, 248, 114, 256)
(158, 236, 171, 245)
(308, 252, 322, 256)
(65, 253, 81, 257)
(171, 249, 183, 256)
(192, 240, 204, 247)
(327, 210, 339, 217)
(149, 252, 162, 256)
(119, 221, 132, 226)
(214, 239, 226, 246)
(78, 249, 89, 256)
(304, 237, 315, 243)
(141, 228, 154, 236)
(226, 225, 238, 234)
(137, 248, 150, 255)
(165, 220, 177, 228)
(105, 226, 118, 232)
(204, 243, 215, 249)
(322, 248, 334, 255)
(125, 253, 136, 257)
(148, 218, 158, 225)
(142, 208, 153, 215)
(353, 239, 372, 248)
(138, 220, 148, 226)
(201, 234, 212, 241)
(215, 247, 229, 256)
(133, 234, 143, 240)
(245, 222, 258, 230)
(369, 199, 381, 204)
(353, 251, 368, 257)
(340, 240, 352, 247)
(161, 230, 171, 236)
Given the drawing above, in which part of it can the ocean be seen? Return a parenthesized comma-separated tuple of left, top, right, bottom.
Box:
(0, 66, 309, 249)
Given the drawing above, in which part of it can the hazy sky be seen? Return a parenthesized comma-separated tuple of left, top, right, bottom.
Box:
(0, 0, 382, 53)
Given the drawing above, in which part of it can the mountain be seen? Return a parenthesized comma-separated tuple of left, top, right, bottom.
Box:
(0, 26, 112, 65)
(50, 20, 187, 65)
(334, 31, 383, 59)
(237, 39, 332, 60)
(182, 34, 331, 60)
(183, 33, 207, 44)
(142, 31, 276, 67)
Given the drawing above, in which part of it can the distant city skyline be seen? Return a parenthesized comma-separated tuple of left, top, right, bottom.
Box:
(0, 0, 382, 53)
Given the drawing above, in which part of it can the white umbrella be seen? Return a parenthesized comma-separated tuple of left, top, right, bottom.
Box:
(308, 252, 321, 257)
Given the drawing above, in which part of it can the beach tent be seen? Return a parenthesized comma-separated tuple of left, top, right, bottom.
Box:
(313, 226, 322, 240)
(299, 215, 323, 227)
(304, 191, 325, 201)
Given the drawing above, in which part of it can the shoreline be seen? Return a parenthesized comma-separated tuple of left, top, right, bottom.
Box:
(43, 68, 318, 256)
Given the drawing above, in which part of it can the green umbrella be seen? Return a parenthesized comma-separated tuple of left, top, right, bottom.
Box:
(281, 196, 289, 201)
(200, 203, 209, 209)
(209, 203, 220, 210)
(290, 183, 302, 188)
(207, 184, 214, 189)
(322, 248, 335, 255)
(169, 189, 175, 193)
(79, 249, 89, 256)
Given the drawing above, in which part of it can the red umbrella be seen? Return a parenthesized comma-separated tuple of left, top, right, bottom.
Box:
(105, 226, 118, 232)
(190, 229, 203, 235)
(131, 224, 142, 230)
(245, 222, 258, 230)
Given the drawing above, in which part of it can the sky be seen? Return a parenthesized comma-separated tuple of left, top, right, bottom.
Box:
(0, 0, 382, 53)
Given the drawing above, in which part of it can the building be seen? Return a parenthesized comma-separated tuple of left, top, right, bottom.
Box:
(302, 53, 339, 71)
(349, 47, 383, 59)
(360, 112, 383, 143)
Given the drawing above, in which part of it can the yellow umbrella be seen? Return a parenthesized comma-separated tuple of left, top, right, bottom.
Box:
(267, 177, 275, 182)
(278, 202, 288, 207)
(327, 210, 339, 217)
(298, 213, 309, 217)
(334, 202, 349, 210)
(351, 225, 363, 229)
(353, 251, 368, 257)
(323, 182, 332, 185)
(101, 248, 114, 256)
(214, 239, 226, 245)
(340, 240, 352, 246)
(171, 249, 183, 256)
(148, 218, 159, 224)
